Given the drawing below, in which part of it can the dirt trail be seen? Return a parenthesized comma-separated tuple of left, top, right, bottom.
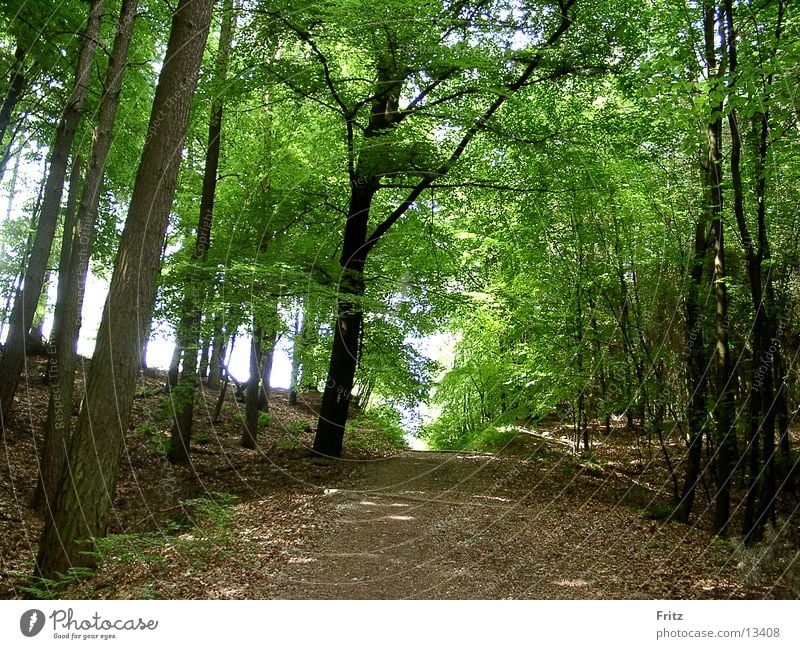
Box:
(262, 451, 743, 599)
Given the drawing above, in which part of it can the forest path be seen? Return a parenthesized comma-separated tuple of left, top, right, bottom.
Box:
(258, 451, 736, 599)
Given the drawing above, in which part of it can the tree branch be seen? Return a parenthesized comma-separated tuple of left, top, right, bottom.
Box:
(362, 0, 576, 256)
(268, 13, 351, 118)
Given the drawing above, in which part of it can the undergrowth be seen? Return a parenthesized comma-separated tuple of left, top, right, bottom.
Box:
(16, 492, 240, 599)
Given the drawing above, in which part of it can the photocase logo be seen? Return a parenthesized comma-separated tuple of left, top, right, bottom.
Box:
(20, 609, 45, 637)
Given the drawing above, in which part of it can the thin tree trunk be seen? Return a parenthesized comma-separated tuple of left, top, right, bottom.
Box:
(705, 1, 736, 537)
(241, 325, 263, 449)
(723, 0, 783, 541)
(42, 154, 81, 385)
(197, 333, 211, 381)
(0, 44, 26, 163)
(3, 145, 21, 222)
(168, 326, 198, 464)
(206, 312, 224, 389)
(48, 154, 82, 343)
(0, 0, 105, 423)
(259, 327, 278, 412)
(750, 1, 785, 533)
(212, 332, 235, 424)
(140, 326, 150, 371)
(26, 287, 48, 355)
(35, 0, 213, 578)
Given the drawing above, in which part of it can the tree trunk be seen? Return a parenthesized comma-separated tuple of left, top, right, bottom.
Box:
(44, 153, 82, 379)
(35, 0, 213, 579)
(704, 1, 737, 537)
(0, 44, 26, 162)
(674, 213, 710, 524)
(0, 158, 44, 342)
(313, 180, 376, 457)
(26, 290, 48, 356)
(206, 312, 224, 389)
(750, 1, 783, 526)
(288, 304, 303, 405)
(140, 328, 150, 371)
(723, 0, 784, 541)
(311, 4, 575, 457)
(241, 326, 263, 449)
(197, 333, 211, 381)
(168, 322, 198, 465)
(259, 327, 278, 411)
(169, 0, 233, 462)
(212, 333, 235, 424)
(0, 0, 104, 423)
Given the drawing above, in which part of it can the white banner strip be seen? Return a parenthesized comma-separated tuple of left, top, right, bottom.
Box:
(2, 600, 798, 648)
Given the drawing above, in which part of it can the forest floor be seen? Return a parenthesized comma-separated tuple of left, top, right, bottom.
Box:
(1, 357, 797, 599)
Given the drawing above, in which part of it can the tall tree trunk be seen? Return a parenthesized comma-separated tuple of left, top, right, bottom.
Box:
(3, 146, 21, 222)
(0, 0, 105, 424)
(0, 158, 44, 342)
(311, 4, 575, 456)
(140, 326, 151, 371)
(169, 0, 233, 463)
(723, 0, 783, 541)
(704, 1, 736, 537)
(729, 100, 771, 540)
(35, 0, 213, 579)
(750, 1, 785, 534)
(168, 326, 198, 464)
(259, 327, 278, 411)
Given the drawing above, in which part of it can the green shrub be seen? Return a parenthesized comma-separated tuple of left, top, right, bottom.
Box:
(345, 405, 408, 453)
(134, 423, 155, 436)
(286, 418, 311, 436)
(134, 422, 171, 455)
